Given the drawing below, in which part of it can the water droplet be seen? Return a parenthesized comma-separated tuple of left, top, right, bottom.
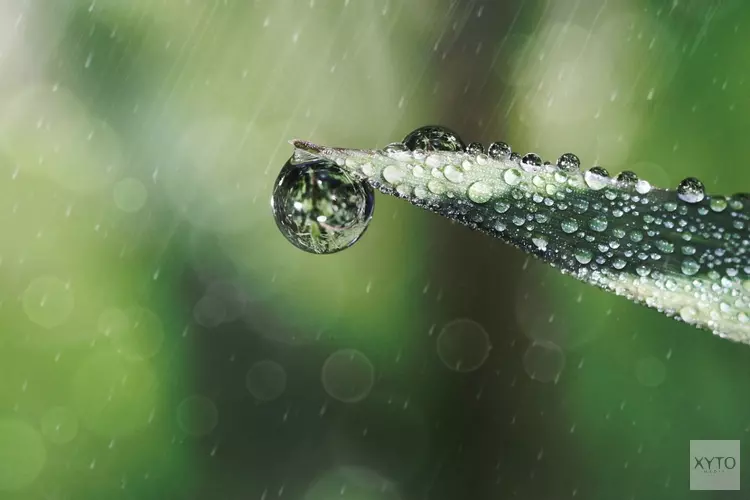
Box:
(676, 177, 705, 203)
(616, 171, 638, 186)
(521, 153, 542, 170)
(384, 142, 408, 153)
(680, 307, 697, 323)
(402, 125, 465, 152)
(272, 158, 374, 254)
(635, 180, 651, 194)
(556, 153, 580, 172)
(466, 142, 484, 155)
(574, 249, 593, 264)
(532, 235, 549, 251)
(382, 165, 406, 184)
(681, 258, 700, 276)
(494, 201, 510, 214)
(510, 152, 522, 163)
(561, 219, 578, 234)
(427, 179, 445, 195)
(709, 196, 727, 212)
(443, 164, 464, 183)
(487, 141, 511, 159)
(584, 167, 610, 190)
(654, 240, 674, 254)
(503, 168, 522, 186)
(467, 182, 492, 204)
(589, 217, 608, 232)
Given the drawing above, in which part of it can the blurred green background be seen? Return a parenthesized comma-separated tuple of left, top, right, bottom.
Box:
(0, 0, 749, 498)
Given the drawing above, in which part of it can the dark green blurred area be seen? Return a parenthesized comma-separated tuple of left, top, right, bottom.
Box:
(0, 0, 749, 499)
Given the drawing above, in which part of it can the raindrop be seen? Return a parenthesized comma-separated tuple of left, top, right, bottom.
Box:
(655, 240, 675, 254)
(616, 171, 638, 186)
(681, 258, 700, 276)
(467, 182, 492, 204)
(635, 180, 652, 194)
(574, 249, 593, 264)
(521, 153, 542, 170)
(494, 201, 510, 214)
(561, 219, 578, 234)
(710, 197, 727, 212)
(584, 167, 610, 190)
(466, 142, 484, 155)
(487, 141, 511, 159)
(402, 125, 465, 152)
(503, 168, 522, 186)
(382, 165, 406, 184)
(271, 158, 374, 254)
(676, 177, 705, 203)
(443, 164, 464, 184)
(383, 142, 408, 154)
(589, 217, 608, 232)
(556, 153, 580, 172)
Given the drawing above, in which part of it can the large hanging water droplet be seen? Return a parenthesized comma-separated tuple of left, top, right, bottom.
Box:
(402, 125, 465, 152)
(556, 153, 580, 172)
(271, 157, 374, 254)
(677, 177, 705, 204)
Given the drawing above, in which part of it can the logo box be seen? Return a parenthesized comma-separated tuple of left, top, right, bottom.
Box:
(690, 440, 740, 490)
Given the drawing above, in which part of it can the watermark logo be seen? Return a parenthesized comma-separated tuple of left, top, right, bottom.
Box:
(690, 440, 740, 490)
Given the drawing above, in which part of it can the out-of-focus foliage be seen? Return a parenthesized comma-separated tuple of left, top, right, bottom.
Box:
(0, 0, 748, 498)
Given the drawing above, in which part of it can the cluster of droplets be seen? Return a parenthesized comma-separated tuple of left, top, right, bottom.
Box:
(275, 126, 750, 340)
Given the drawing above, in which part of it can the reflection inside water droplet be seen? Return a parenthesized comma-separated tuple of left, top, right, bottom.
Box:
(402, 125, 465, 152)
(272, 157, 374, 254)
(677, 177, 705, 203)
